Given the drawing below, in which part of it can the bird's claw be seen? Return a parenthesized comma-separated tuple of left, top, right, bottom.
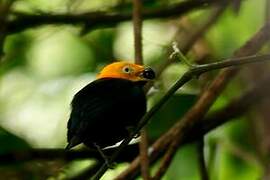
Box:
(93, 143, 116, 169)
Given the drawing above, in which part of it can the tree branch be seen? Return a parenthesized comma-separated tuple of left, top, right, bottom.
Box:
(132, 0, 150, 179)
(0, 144, 139, 165)
(118, 21, 270, 179)
(192, 73, 270, 142)
(92, 51, 270, 179)
(139, 129, 150, 180)
(116, 70, 270, 180)
(153, 22, 270, 179)
(133, 0, 143, 65)
(6, 0, 226, 34)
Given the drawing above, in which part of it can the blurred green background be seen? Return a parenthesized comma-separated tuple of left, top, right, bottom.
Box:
(0, 0, 268, 179)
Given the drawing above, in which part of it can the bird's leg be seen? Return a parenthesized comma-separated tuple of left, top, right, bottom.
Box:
(93, 143, 115, 169)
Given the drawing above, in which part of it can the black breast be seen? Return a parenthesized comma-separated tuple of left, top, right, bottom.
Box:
(67, 78, 147, 148)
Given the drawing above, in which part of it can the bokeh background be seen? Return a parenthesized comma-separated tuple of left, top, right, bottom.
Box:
(0, 0, 269, 179)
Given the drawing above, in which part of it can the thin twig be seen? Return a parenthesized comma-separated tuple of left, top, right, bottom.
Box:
(152, 23, 270, 179)
(133, 0, 143, 65)
(154, 4, 227, 78)
(132, 0, 151, 179)
(7, 0, 227, 34)
(139, 129, 150, 180)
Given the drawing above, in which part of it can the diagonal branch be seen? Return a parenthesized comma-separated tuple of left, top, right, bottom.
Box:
(92, 51, 270, 179)
(116, 67, 270, 180)
(115, 22, 270, 180)
(153, 22, 270, 179)
(190, 73, 270, 143)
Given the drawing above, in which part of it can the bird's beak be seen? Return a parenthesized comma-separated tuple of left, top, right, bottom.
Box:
(139, 67, 156, 80)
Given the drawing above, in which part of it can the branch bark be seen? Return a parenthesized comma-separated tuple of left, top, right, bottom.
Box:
(132, 0, 150, 179)
(133, 0, 143, 65)
(6, 0, 227, 34)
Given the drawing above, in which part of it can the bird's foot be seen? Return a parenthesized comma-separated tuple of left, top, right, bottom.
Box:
(93, 143, 116, 169)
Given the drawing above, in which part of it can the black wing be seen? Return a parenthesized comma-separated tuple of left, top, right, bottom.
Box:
(66, 78, 145, 149)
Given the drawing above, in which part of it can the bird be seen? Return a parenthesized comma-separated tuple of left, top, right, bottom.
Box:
(65, 61, 155, 159)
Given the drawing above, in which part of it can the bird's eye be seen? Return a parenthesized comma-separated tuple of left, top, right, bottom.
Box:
(122, 66, 132, 73)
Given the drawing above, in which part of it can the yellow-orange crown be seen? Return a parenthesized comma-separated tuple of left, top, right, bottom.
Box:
(97, 62, 155, 82)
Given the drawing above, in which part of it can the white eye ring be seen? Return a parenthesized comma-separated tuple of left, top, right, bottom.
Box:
(122, 66, 133, 73)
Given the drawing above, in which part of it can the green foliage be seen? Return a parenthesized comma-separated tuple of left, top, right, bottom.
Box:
(27, 27, 95, 78)
(219, 143, 262, 180)
(206, 0, 264, 57)
(165, 144, 200, 180)
(85, 28, 116, 66)
(0, 0, 268, 179)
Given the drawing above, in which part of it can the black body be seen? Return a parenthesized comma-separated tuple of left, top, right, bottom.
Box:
(66, 78, 147, 149)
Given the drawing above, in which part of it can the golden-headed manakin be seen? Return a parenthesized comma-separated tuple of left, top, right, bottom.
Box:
(66, 62, 155, 151)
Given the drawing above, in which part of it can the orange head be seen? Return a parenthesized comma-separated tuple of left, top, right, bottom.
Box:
(97, 62, 155, 82)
